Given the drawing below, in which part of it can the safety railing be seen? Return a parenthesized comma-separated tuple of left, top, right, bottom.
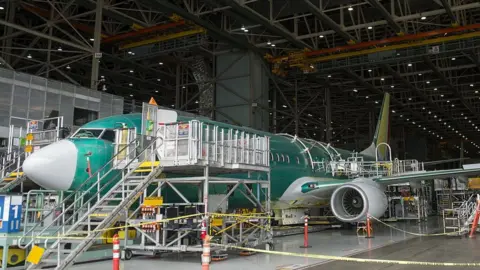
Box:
(443, 194, 477, 234)
(18, 132, 158, 249)
(317, 157, 424, 178)
(0, 150, 24, 179)
(25, 116, 64, 154)
(393, 159, 425, 174)
(158, 120, 270, 169)
(22, 190, 82, 231)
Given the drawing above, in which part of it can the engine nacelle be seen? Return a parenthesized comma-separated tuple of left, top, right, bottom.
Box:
(330, 179, 387, 223)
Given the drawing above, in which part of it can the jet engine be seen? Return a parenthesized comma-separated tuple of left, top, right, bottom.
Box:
(330, 179, 387, 223)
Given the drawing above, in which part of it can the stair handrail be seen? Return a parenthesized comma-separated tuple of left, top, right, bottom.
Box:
(18, 134, 149, 248)
(30, 137, 162, 265)
(0, 151, 25, 179)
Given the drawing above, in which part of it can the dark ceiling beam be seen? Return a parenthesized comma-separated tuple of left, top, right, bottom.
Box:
(423, 56, 480, 123)
(139, 0, 263, 56)
(67, 72, 168, 100)
(102, 53, 175, 82)
(74, 61, 168, 91)
(215, 0, 311, 49)
(75, 0, 149, 27)
(365, 0, 404, 35)
(342, 69, 447, 136)
(298, 0, 357, 44)
(381, 64, 464, 133)
(438, 0, 459, 25)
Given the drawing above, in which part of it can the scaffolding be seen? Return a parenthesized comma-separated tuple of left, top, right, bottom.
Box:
(124, 115, 272, 257)
(16, 103, 271, 269)
(0, 116, 65, 192)
(313, 143, 424, 178)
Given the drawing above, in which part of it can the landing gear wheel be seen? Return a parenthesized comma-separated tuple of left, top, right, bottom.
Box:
(123, 249, 133, 260)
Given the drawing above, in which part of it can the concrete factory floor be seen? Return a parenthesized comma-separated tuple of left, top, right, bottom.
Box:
(304, 235, 480, 270)
(69, 217, 468, 270)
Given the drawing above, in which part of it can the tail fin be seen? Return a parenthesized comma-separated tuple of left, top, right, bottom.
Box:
(360, 93, 391, 160)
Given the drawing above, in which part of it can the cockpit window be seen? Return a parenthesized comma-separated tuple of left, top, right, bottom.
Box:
(72, 129, 103, 138)
(101, 130, 115, 142)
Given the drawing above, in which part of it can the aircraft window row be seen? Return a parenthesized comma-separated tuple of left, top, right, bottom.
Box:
(71, 128, 116, 143)
(269, 152, 302, 164)
(72, 129, 103, 138)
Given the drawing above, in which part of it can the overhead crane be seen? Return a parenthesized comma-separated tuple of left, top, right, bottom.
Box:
(265, 24, 480, 76)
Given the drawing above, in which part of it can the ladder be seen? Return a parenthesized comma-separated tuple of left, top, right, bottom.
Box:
(443, 194, 477, 235)
(190, 57, 213, 116)
(22, 133, 163, 270)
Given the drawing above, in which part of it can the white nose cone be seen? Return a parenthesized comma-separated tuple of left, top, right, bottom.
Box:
(23, 140, 77, 190)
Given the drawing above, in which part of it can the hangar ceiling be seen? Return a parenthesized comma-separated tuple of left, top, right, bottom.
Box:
(1, 0, 480, 159)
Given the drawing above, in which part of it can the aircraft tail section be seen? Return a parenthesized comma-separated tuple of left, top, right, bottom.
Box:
(360, 93, 391, 160)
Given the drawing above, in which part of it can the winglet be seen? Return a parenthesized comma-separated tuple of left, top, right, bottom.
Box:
(360, 93, 391, 160)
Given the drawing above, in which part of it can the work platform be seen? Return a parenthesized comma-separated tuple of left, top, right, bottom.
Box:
(11, 102, 272, 269)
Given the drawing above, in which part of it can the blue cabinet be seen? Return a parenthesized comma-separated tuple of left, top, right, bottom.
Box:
(0, 194, 22, 233)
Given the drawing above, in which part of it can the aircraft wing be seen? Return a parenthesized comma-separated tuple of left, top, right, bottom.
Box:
(373, 163, 480, 185)
(423, 157, 469, 166)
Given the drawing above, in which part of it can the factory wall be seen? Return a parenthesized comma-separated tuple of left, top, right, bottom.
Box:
(0, 67, 124, 139)
(215, 51, 269, 131)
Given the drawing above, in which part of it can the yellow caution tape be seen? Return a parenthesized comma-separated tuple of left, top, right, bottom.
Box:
(212, 244, 480, 267)
(371, 216, 464, 236)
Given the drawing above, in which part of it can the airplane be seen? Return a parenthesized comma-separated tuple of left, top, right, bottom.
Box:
(22, 93, 480, 224)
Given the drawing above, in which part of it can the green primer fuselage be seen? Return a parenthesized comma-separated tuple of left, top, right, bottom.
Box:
(68, 113, 372, 209)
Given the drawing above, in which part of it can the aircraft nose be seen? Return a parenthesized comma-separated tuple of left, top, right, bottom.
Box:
(23, 140, 77, 190)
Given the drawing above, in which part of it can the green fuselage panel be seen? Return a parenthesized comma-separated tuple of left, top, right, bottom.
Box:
(69, 113, 368, 209)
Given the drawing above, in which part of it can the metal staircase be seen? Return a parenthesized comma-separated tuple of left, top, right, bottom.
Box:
(443, 194, 477, 235)
(190, 56, 213, 116)
(0, 151, 26, 192)
(20, 129, 164, 270)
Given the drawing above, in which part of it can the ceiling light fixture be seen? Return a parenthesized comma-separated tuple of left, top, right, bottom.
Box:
(408, 63, 412, 67)
(319, 35, 324, 38)
(421, 16, 427, 20)
(348, 6, 353, 11)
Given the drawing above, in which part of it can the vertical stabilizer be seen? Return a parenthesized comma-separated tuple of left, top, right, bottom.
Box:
(360, 93, 391, 160)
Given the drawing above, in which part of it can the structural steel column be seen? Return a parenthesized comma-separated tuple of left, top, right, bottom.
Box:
(2, 1, 16, 65)
(294, 79, 299, 135)
(175, 64, 181, 109)
(46, 7, 54, 78)
(460, 140, 464, 165)
(90, 0, 104, 89)
(325, 88, 332, 143)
